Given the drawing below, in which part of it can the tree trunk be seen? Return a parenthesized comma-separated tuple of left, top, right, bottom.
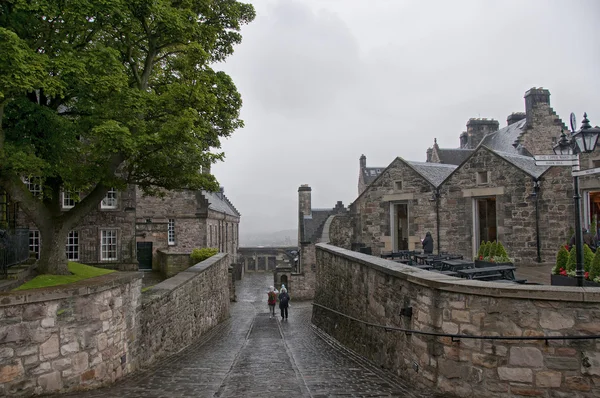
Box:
(37, 224, 70, 275)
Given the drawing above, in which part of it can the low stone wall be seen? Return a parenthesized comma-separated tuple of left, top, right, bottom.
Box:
(156, 250, 191, 278)
(135, 253, 230, 367)
(0, 272, 142, 397)
(313, 243, 600, 398)
(0, 253, 230, 396)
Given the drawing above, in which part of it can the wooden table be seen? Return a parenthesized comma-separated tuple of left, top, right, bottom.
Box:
(456, 265, 516, 280)
(392, 258, 411, 264)
(411, 264, 433, 270)
(440, 259, 474, 272)
(430, 270, 459, 277)
(414, 254, 433, 264)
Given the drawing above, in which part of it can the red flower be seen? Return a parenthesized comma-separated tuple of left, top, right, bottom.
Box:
(565, 245, 570, 250)
(560, 269, 567, 276)
(585, 272, 590, 280)
(479, 255, 483, 260)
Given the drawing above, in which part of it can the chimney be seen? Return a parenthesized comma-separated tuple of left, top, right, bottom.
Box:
(426, 147, 433, 162)
(459, 131, 468, 149)
(524, 87, 551, 127)
(298, 184, 311, 218)
(334, 200, 346, 214)
(465, 118, 499, 148)
(507, 112, 526, 126)
(359, 154, 366, 169)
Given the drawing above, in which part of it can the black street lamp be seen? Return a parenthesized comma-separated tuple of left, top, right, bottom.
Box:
(553, 113, 600, 287)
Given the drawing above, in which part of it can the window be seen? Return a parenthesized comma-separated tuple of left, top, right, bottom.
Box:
(29, 230, 40, 259)
(23, 176, 42, 197)
(394, 181, 403, 191)
(65, 231, 79, 261)
(101, 230, 118, 261)
(101, 188, 117, 209)
(476, 171, 489, 185)
(168, 219, 175, 245)
(62, 191, 78, 209)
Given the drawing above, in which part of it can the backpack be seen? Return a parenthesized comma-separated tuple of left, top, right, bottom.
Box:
(280, 293, 289, 306)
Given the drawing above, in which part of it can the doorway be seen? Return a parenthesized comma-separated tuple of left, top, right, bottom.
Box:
(474, 197, 497, 248)
(392, 203, 409, 251)
(136, 242, 153, 270)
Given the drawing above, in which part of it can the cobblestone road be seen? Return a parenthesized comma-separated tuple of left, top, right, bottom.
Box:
(57, 273, 431, 397)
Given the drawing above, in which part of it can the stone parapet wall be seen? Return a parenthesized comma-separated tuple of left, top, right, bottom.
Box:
(156, 250, 192, 278)
(328, 215, 353, 250)
(136, 253, 230, 367)
(0, 273, 142, 397)
(0, 253, 230, 396)
(313, 243, 600, 398)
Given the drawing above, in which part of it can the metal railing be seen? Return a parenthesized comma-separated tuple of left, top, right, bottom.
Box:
(0, 228, 30, 278)
(312, 302, 600, 342)
(74, 242, 136, 265)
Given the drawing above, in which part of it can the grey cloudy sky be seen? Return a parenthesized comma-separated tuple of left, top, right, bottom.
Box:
(212, 0, 600, 238)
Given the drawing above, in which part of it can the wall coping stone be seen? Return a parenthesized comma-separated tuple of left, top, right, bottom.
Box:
(0, 272, 141, 307)
(316, 243, 600, 302)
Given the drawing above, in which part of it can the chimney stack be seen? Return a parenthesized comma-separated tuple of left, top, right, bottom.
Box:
(507, 112, 526, 126)
(359, 154, 366, 169)
(465, 118, 499, 149)
(524, 87, 551, 128)
(298, 184, 312, 218)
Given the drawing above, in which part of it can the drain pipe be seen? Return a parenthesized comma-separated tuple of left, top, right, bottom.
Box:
(434, 188, 441, 254)
(533, 178, 541, 263)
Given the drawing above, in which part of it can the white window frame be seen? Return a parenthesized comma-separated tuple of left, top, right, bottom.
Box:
(29, 230, 41, 259)
(65, 230, 79, 261)
(100, 229, 118, 261)
(23, 176, 42, 197)
(101, 188, 118, 209)
(61, 191, 78, 209)
(168, 219, 175, 245)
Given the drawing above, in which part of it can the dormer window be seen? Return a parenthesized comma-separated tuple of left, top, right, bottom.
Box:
(101, 188, 118, 209)
(477, 171, 489, 185)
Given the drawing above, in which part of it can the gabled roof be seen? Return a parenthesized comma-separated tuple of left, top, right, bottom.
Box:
(362, 167, 385, 185)
(406, 161, 457, 186)
(491, 150, 550, 178)
(203, 191, 240, 217)
(301, 209, 336, 244)
(479, 119, 531, 156)
(435, 148, 474, 165)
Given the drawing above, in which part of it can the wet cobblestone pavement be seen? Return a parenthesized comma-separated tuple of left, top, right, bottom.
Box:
(56, 273, 430, 397)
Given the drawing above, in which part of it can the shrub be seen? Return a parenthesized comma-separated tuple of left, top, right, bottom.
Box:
(566, 246, 577, 272)
(489, 241, 498, 258)
(584, 244, 594, 272)
(553, 246, 569, 274)
(481, 241, 491, 258)
(190, 247, 218, 264)
(591, 250, 600, 281)
(477, 241, 486, 259)
(496, 242, 508, 258)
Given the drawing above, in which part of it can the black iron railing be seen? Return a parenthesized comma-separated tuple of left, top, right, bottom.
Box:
(0, 228, 30, 278)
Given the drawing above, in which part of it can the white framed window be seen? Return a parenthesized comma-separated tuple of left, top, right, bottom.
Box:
(65, 231, 79, 261)
(29, 230, 40, 259)
(100, 229, 118, 261)
(168, 219, 175, 245)
(62, 191, 78, 209)
(101, 188, 118, 209)
(23, 176, 42, 197)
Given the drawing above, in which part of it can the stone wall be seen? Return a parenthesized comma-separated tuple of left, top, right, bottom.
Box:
(156, 250, 192, 278)
(328, 215, 353, 250)
(0, 273, 142, 397)
(313, 244, 600, 398)
(136, 253, 230, 367)
(0, 253, 230, 396)
(291, 244, 316, 300)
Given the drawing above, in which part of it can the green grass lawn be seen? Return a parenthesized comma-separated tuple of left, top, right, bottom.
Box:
(13, 262, 116, 291)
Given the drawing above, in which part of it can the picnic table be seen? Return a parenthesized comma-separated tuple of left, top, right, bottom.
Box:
(456, 265, 516, 280)
(414, 254, 433, 264)
(430, 270, 459, 277)
(411, 264, 433, 270)
(392, 258, 411, 264)
(440, 259, 475, 272)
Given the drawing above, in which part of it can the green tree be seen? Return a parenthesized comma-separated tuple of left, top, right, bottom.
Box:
(496, 241, 509, 258)
(0, 1, 255, 274)
(477, 240, 486, 259)
(553, 245, 569, 274)
(482, 241, 491, 258)
(584, 244, 594, 273)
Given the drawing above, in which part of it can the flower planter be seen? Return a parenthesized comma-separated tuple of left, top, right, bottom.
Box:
(474, 260, 513, 268)
(550, 274, 600, 287)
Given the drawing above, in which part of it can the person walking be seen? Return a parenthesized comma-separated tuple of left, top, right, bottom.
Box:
(422, 231, 434, 254)
(278, 287, 290, 320)
(267, 286, 278, 319)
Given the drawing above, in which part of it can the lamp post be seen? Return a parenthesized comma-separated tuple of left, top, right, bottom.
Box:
(553, 113, 600, 287)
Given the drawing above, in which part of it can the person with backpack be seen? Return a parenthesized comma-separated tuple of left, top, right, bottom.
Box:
(278, 287, 290, 320)
(267, 286, 278, 319)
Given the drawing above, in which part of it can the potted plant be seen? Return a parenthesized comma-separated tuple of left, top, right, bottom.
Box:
(551, 244, 600, 287)
(474, 240, 513, 268)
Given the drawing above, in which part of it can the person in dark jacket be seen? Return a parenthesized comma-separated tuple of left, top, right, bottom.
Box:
(422, 231, 434, 254)
(278, 287, 290, 320)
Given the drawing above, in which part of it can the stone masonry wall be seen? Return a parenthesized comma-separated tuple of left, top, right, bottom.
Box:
(156, 250, 192, 278)
(0, 273, 142, 397)
(328, 215, 353, 250)
(136, 253, 230, 367)
(291, 244, 316, 300)
(313, 244, 600, 398)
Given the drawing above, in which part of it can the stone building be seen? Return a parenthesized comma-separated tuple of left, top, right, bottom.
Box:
(344, 87, 600, 265)
(135, 186, 240, 271)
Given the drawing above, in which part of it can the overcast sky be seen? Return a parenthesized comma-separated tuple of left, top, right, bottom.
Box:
(212, 0, 600, 238)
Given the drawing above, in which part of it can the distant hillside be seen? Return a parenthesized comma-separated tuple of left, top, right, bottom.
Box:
(240, 229, 297, 247)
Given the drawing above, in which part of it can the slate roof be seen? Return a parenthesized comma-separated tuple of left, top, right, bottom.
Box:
(301, 209, 335, 243)
(362, 167, 385, 185)
(406, 161, 457, 187)
(203, 191, 240, 217)
(491, 150, 550, 178)
(435, 148, 474, 165)
(479, 119, 531, 156)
